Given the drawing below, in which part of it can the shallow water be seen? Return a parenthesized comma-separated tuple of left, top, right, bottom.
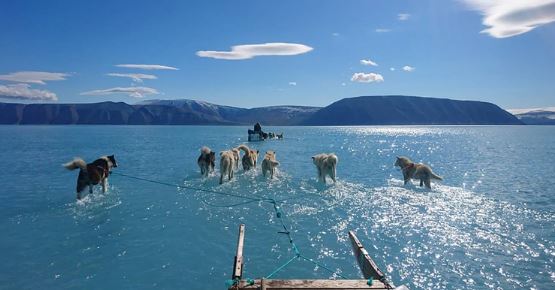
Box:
(1, 125, 554, 290)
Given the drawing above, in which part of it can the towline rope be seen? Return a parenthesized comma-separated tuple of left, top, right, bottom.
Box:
(110, 171, 349, 280)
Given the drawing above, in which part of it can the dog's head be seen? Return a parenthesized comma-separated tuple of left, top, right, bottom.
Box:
(265, 150, 276, 159)
(395, 156, 410, 168)
(108, 155, 118, 168)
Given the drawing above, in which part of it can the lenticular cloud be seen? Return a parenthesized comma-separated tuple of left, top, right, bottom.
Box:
(196, 42, 313, 60)
(81, 87, 159, 98)
(463, 0, 555, 38)
(0, 83, 58, 101)
(351, 73, 384, 83)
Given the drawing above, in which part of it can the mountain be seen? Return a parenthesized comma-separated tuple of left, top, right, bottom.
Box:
(0, 96, 522, 125)
(0, 101, 235, 125)
(302, 95, 522, 125)
(139, 99, 320, 125)
(507, 107, 555, 125)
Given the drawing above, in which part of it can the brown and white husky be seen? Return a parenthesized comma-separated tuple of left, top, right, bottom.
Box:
(237, 145, 259, 171)
(394, 156, 443, 189)
(198, 146, 216, 176)
(63, 155, 118, 200)
(261, 150, 280, 179)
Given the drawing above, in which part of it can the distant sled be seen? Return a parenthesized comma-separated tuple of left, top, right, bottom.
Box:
(247, 129, 284, 142)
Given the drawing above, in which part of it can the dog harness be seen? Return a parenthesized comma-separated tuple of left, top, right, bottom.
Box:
(401, 163, 415, 171)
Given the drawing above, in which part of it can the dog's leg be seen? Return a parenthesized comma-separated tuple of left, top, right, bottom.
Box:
(102, 178, 107, 193)
(419, 179, 424, 187)
(220, 172, 224, 184)
(330, 167, 337, 183)
(403, 172, 409, 185)
(89, 185, 93, 194)
(425, 179, 431, 189)
(76, 192, 82, 200)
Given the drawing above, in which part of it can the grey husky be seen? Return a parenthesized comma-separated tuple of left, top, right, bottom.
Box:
(394, 156, 442, 189)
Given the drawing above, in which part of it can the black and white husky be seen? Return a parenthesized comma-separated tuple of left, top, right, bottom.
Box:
(198, 146, 216, 176)
(63, 155, 118, 200)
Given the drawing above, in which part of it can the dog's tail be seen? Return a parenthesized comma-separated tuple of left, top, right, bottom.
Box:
(237, 144, 250, 154)
(430, 172, 443, 180)
(63, 158, 87, 171)
(328, 154, 338, 166)
(200, 146, 211, 155)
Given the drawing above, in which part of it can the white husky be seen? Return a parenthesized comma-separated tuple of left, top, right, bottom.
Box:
(261, 151, 280, 179)
(231, 148, 240, 170)
(312, 153, 338, 183)
(219, 150, 236, 184)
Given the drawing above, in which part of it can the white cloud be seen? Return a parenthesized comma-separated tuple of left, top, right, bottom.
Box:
(0, 83, 58, 101)
(107, 73, 157, 83)
(351, 72, 384, 83)
(462, 0, 555, 38)
(390, 67, 396, 71)
(115, 64, 179, 70)
(398, 13, 411, 21)
(196, 42, 313, 60)
(341, 82, 347, 86)
(81, 86, 159, 98)
(0, 71, 69, 85)
(288, 82, 297, 86)
(332, 32, 340, 37)
(375, 28, 391, 33)
(360, 59, 378, 66)
(402, 65, 415, 72)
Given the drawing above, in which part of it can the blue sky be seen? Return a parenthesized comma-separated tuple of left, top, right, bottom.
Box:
(0, 0, 554, 109)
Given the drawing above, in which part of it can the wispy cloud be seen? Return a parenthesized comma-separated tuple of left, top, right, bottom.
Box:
(0, 71, 69, 85)
(390, 67, 396, 71)
(196, 42, 313, 60)
(332, 32, 340, 37)
(360, 59, 378, 66)
(115, 64, 179, 70)
(0, 83, 58, 101)
(375, 28, 391, 33)
(288, 81, 297, 86)
(398, 13, 411, 21)
(402, 65, 415, 72)
(462, 0, 555, 38)
(351, 72, 384, 83)
(81, 87, 159, 98)
(107, 73, 157, 83)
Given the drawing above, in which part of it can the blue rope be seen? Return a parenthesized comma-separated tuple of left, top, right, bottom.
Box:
(265, 255, 299, 279)
(111, 171, 350, 281)
(111, 171, 269, 202)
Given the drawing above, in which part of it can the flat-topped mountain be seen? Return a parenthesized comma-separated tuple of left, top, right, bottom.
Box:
(0, 96, 522, 125)
(301, 95, 522, 125)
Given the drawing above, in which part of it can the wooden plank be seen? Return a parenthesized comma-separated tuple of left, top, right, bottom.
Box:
(232, 224, 246, 280)
(235, 279, 387, 289)
(348, 231, 388, 285)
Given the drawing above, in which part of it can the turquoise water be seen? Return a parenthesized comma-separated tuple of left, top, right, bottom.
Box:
(1, 126, 554, 290)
